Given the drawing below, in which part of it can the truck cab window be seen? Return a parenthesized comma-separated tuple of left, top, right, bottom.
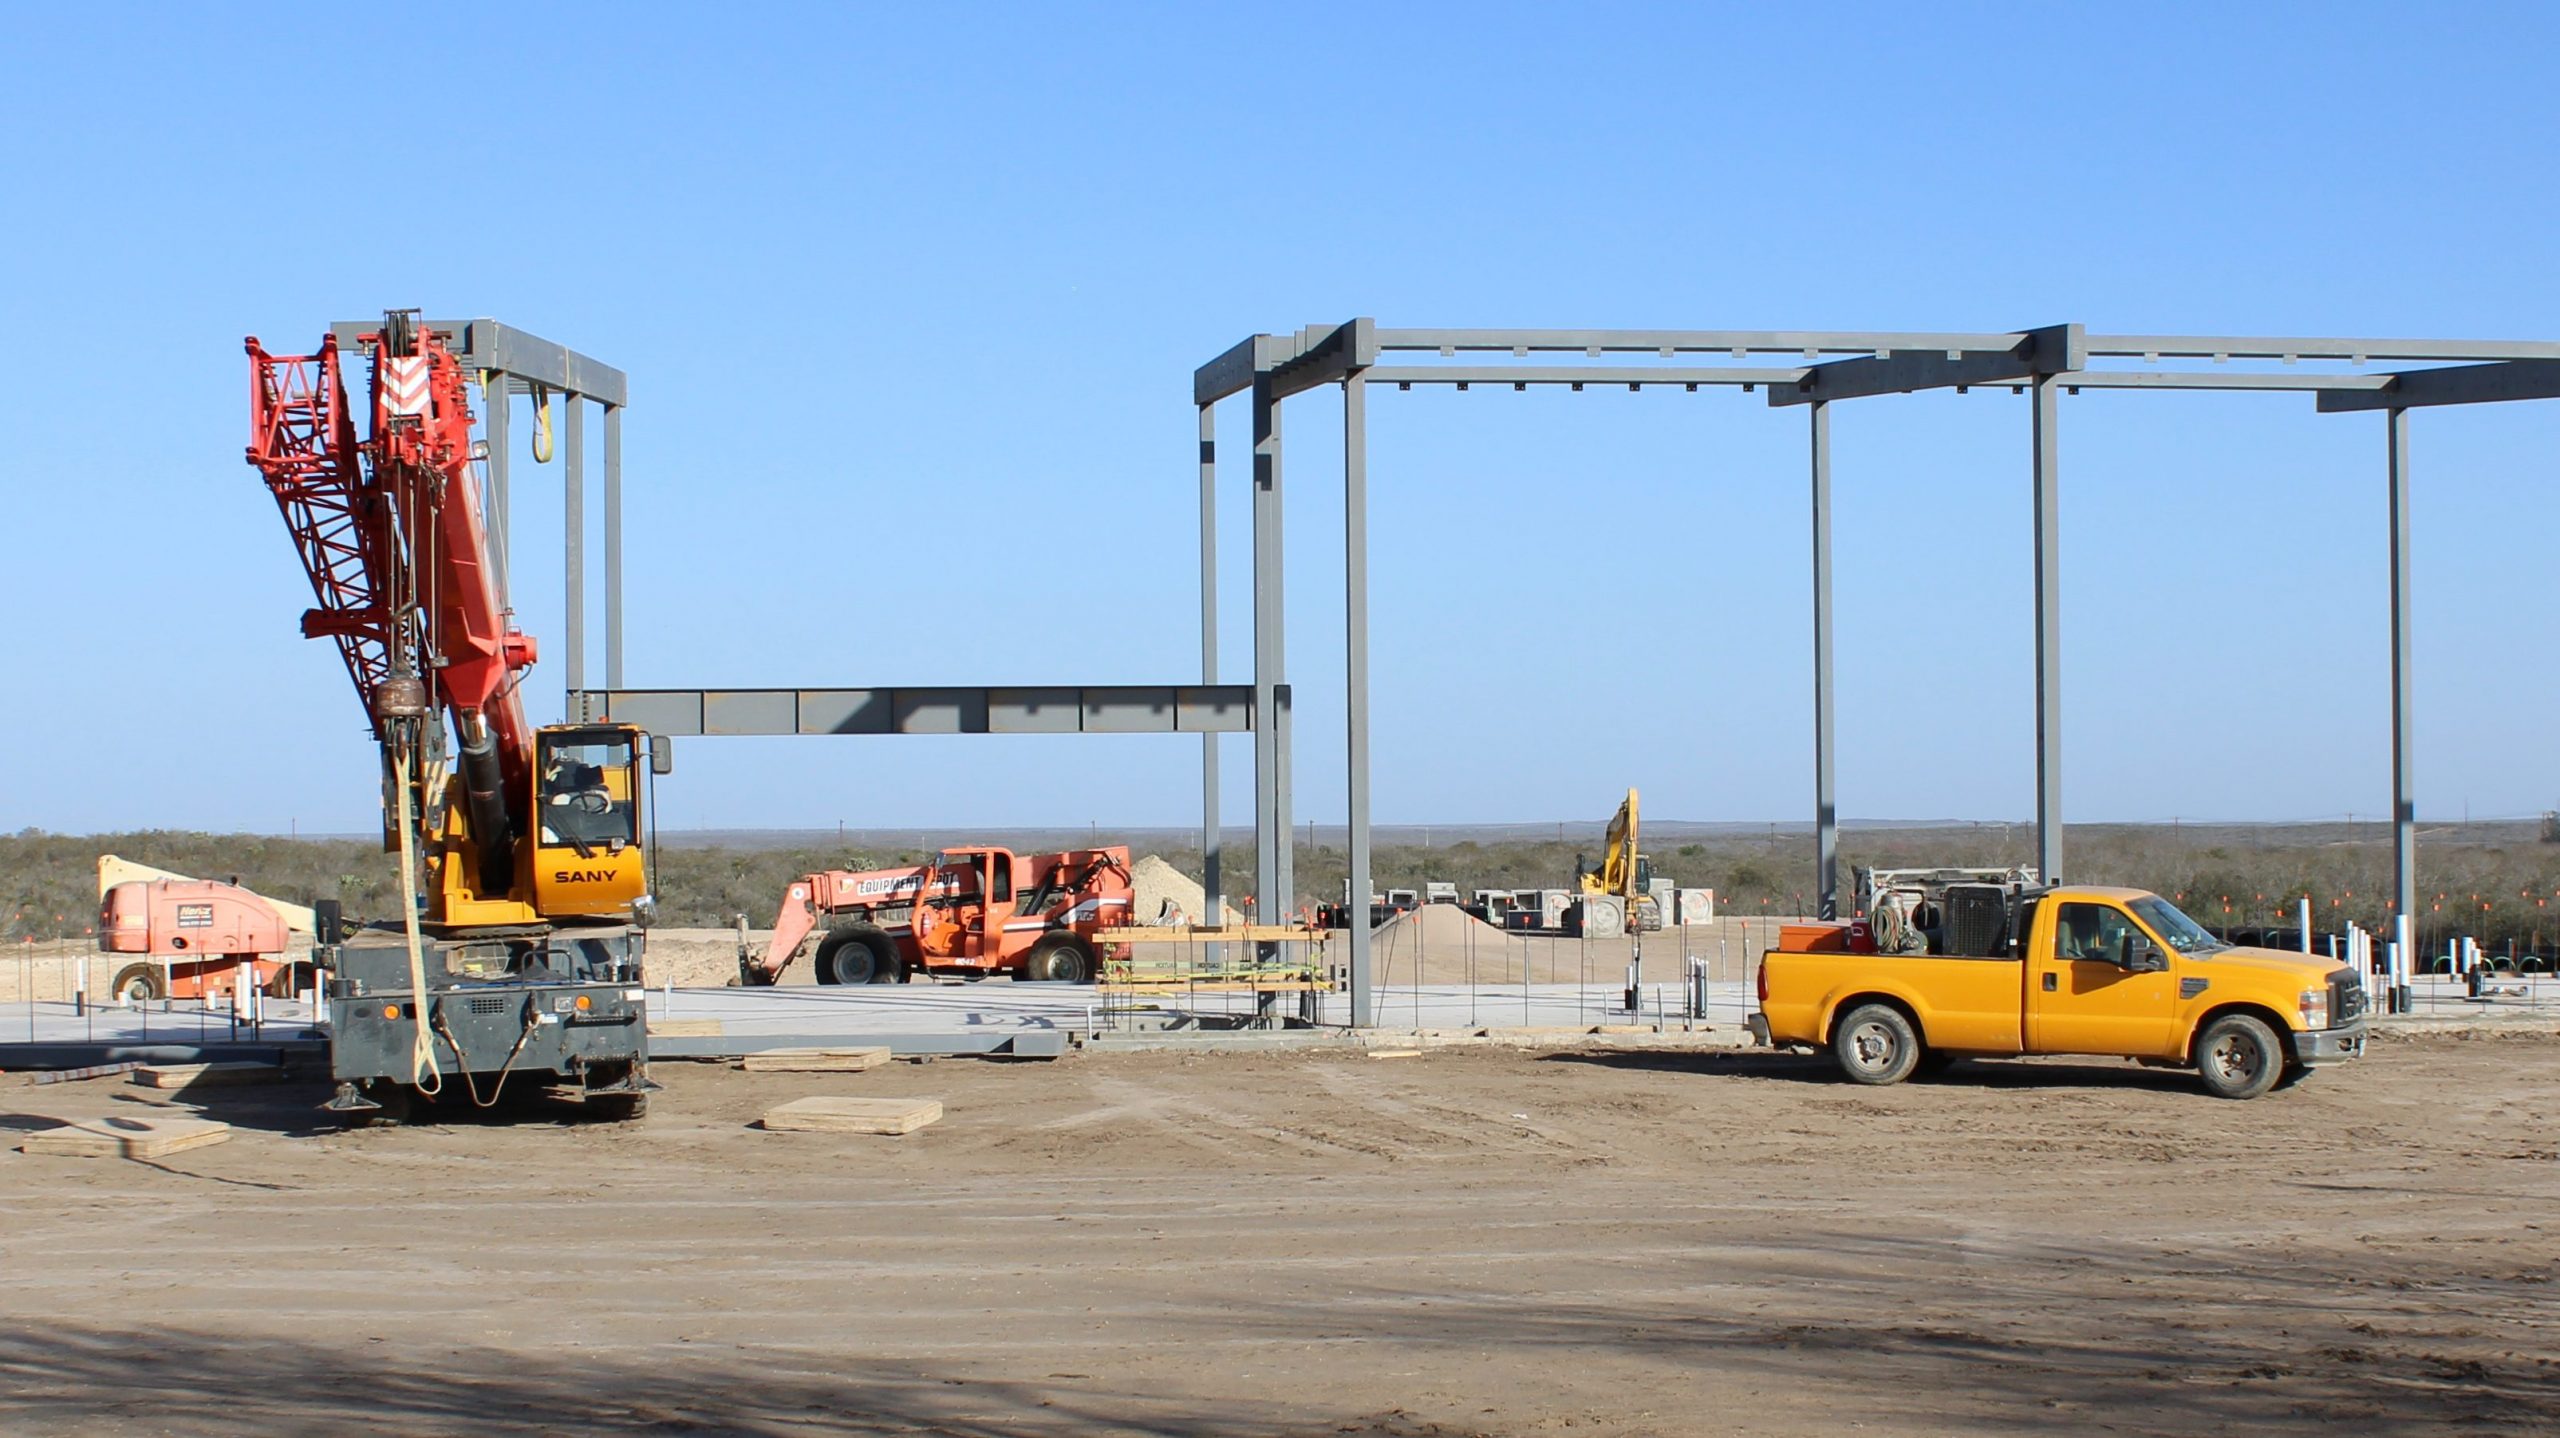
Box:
(2055, 903, 2141, 966)
(538, 736, 636, 848)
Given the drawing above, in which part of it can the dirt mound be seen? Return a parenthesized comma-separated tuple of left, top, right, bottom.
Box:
(1129, 855, 1241, 927)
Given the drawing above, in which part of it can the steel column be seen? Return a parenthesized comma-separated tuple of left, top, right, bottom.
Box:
(2387, 407, 2416, 937)
(1199, 403, 1222, 936)
(1810, 400, 1838, 919)
(2031, 376, 2063, 883)
(564, 395, 585, 698)
(1344, 372, 1374, 1025)
(604, 404, 624, 689)
(484, 377, 510, 603)
(1251, 375, 1284, 923)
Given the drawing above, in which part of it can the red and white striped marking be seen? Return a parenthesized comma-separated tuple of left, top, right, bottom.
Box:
(380, 356, 432, 417)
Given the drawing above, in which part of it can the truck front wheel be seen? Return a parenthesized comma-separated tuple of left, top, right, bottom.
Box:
(1832, 1003, 1922, 1086)
(2194, 1014, 2284, 1099)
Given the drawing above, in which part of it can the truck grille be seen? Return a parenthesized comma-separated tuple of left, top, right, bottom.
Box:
(2331, 973, 2368, 1024)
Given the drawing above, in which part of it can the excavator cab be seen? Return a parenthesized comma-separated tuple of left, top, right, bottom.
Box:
(529, 724, 650, 918)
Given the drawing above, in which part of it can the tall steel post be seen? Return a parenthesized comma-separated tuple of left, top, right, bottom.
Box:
(1344, 371, 1374, 1025)
(2387, 407, 2416, 937)
(1199, 402, 1222, 941)
(2031, 376, 2064, 883)
(563, 395, 585, 698)
(484, 376, 511, 604)
(1251, 375, 1284, 924)
(1810, 400, 1838, 919)
(603, 403, 624, 690)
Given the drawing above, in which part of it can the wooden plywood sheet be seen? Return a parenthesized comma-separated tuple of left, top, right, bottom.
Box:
(761, 1096, 942, 1135)
(740, 1047, 891, 1073)
(19, 1115, 233, 1159)
(132, 1062, 281, 1090)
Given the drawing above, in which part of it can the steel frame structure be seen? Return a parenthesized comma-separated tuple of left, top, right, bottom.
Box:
(1197, 319, 2560, 1026)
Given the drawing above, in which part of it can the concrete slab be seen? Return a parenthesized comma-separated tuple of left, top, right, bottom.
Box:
(20, 1115, 232, 1159)
(761, 1096, 942, 1135)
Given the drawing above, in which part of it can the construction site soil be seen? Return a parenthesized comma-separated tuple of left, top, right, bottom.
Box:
(2, 1030, 2555, 1435)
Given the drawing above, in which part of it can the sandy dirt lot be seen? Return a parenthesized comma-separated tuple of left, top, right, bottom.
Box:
(1, 1032, 2555, 1436)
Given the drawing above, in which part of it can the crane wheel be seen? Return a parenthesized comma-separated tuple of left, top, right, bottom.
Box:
(1026, 934, 1099, 984)
(110, 964, 164, 1004)
(814, 925, 899, 986)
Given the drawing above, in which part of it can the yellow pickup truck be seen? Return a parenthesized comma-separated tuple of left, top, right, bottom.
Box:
(1750, 885, 2369, 1099)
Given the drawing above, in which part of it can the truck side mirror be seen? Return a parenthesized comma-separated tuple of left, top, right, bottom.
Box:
(2125, 938, 2164, 972)
(650, 735, 674, 776)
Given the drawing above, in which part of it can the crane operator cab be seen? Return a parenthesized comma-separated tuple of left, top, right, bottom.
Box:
(529, 725, 650, 918)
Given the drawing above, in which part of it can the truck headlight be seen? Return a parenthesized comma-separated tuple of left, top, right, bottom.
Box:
(2298, 988, 2329, 1030)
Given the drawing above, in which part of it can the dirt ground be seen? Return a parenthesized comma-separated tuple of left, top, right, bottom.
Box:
(1, 1032, 2555, 1436)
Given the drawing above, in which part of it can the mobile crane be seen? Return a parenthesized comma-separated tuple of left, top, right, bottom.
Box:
(246, 311, 656, 1122)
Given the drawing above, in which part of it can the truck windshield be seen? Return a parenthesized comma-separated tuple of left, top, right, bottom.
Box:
(2129, 895, 2226, 954)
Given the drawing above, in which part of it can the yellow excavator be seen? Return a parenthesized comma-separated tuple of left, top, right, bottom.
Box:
(1572, 789, 1657, 937)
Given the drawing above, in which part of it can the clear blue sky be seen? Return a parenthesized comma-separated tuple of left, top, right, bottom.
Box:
(5, 5, 2557, 835)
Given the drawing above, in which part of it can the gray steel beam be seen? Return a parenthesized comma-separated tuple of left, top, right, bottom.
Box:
(2031, 376, 2064, 883)
(2092, 334, 2560, 365)
(330, 318, 629, 407)
(1199, 402, 1222, 936)
(1368, 365, 1812, 389)
(1810, 400, 1837, 920)
(2055, 371, 2395, 393)
(564, 395, 585, 699)
(2318, 358, 2560, 413)
(1344, 370, 1374, 1026)
(1378, 328, 2025, 357)
(2387, 408, 2416, 940)
(1252, 374, 1285, 923)
(484, 374, 510, 602)
(603, 404, 624, 689)
(571, 685, 1258, 736)
(1266, 319, 1380, 402)
(1774, 325, 2085, 408)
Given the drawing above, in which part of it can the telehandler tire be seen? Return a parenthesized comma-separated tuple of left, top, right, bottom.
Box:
(110, 964, 164, 1003)
(1025, 934, 1099, 984)
(2194, 1013, 2284, 1100)
(1832, 1003, 1922, 1086)
(814, 925, 898, 986)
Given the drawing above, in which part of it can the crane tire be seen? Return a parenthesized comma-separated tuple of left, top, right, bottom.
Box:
(111, 964, 164, 1004)
(1832, 1002, 1922, 1086)
(814, 925, 898, 986)
(1025, 934, 1098, 984)
(2194, 1013, 2285, 1100)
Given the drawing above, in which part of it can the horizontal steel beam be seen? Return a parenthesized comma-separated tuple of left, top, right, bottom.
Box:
(571, 685, 1261, 736)
(330, 318, 629, 407)
(1368, 364, 1812, 390)
(1375, 328, 2026, 357)
(2317, 359, 2560, 413)
(1771, 324, 2084, 407)
(2090, 334, 2560, 364)
(2054, 371, 2395, 393)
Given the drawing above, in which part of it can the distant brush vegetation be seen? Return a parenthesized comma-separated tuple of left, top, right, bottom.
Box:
(7, 822, 2560, 958)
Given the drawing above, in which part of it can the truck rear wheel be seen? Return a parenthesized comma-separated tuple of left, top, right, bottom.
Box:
(1832, 1003, 1922, 1085)
(2195, 1014, 2284, 1100)
(1025, 934, 1098, 984)
(814, 925, 899, 986)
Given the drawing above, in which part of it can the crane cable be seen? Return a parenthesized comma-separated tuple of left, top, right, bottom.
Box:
(392, 746, 443, 1096)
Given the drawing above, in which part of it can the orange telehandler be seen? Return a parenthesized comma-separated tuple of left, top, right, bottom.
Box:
(738, 846, 1135, 986)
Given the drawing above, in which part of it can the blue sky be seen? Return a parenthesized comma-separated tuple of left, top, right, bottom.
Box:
(4, 5, 2556, 834)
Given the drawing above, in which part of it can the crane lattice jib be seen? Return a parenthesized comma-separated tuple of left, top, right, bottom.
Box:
(245, 334, 400, 737)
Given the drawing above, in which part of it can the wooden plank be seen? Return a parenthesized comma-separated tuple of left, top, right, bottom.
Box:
(20, 1116, 232, 1159)
(31, 1062, 143, 1086)
(647, 1018, 724, 1038)
(1367, 1049, 1423, 1060)
(132, 1062, 282, 1090)
(740, 1047, 891, 1073)
(761, 1096, 942, 1135)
